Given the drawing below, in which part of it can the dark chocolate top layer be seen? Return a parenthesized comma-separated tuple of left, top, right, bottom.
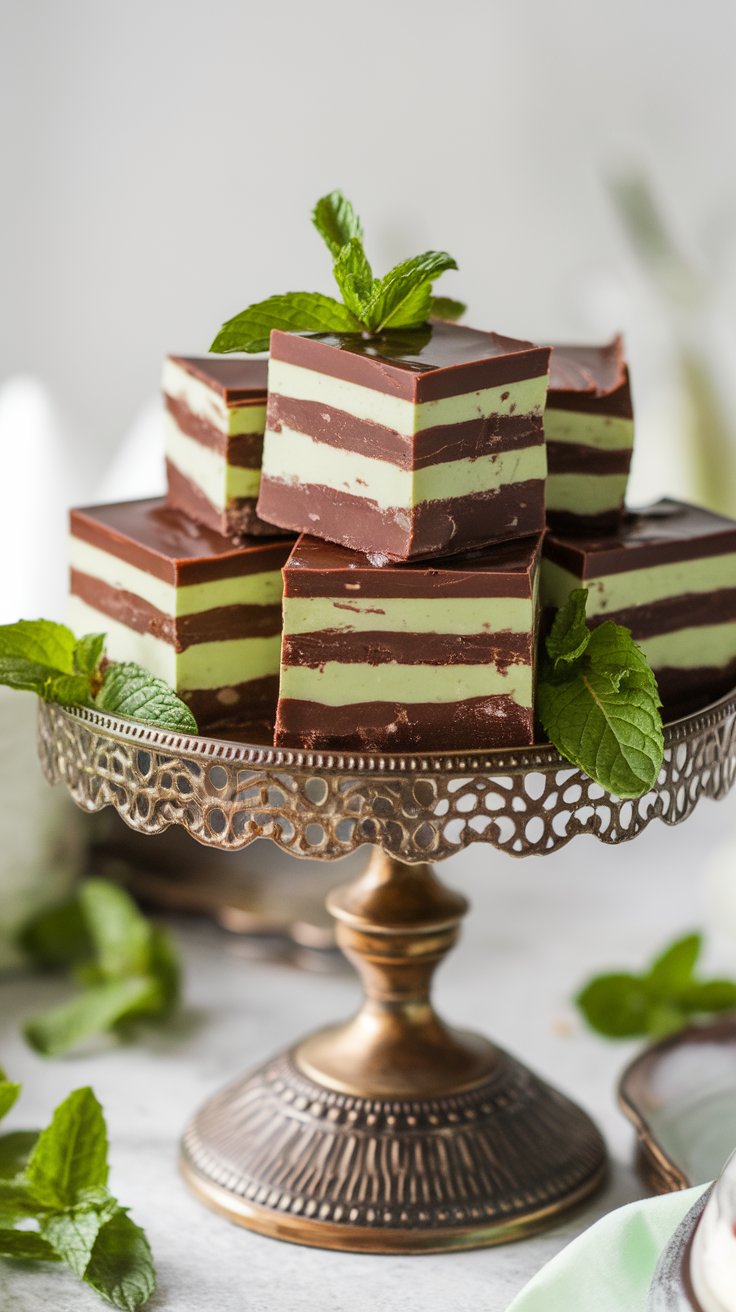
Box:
(546, 337, 633, 419)
(71, 498, 293, 586)
(270, 322, 550, 403)
(544, 499, 736, 577)
(283, 532, 543, 599)
(168, 356, 268, 404)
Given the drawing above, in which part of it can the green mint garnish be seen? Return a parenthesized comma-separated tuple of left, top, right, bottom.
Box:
(0, 1071, 155, 1308)
(537, 588, 664, 799)
(21, 879, 180, 1058)
(0, 620, 197, 733)
(576, 933, 736, 1038)
(210, 189, 467, 352)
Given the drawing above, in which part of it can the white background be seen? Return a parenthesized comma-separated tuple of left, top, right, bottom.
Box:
(2, 0, 736, 502)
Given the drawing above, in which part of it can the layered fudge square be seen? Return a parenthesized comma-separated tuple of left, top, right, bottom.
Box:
(257, 322, 550, 562)
(163, 355, 280, 537)
(544, 337, 634, 533)
(275, 531, 543, 752)
(68, 498, 293, 727)
(542, 499, 736, 717)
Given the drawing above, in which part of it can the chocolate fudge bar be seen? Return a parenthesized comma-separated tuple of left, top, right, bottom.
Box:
(68, 498, 293, 726)
(544, 337, 634, 533)
(275, 531, 543, 752)
(163, 356, 280, 537)
(257, 322, 550, 562)
(542, 499, 736, 716)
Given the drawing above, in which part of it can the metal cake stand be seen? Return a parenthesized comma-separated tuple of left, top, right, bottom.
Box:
(37, 691, 736, 1254)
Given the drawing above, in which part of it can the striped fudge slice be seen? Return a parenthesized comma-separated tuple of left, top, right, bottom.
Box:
(541, 499, 736, 718)
(544, 337, 634, 534)
(257, 322, 550, 562)
(68, 498, 293, 727)
(275, 531, 543, 752)
(163, 355, 281, 537)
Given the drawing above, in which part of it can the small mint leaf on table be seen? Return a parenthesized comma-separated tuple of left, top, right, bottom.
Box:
(210, 292, 362, 354)
(24, 977, 162, 1057)
(0, 1229, 61, 1261)
(41, 1188, 118, 1279)
(576, 973, 652, 1038)
(312, 190, 363, 258)
(20, 897, 94, 970)
(0, 1131, 39, 1181)
(80, 881, 153, 980)
(681, 979, 736, 1011)
(25, 1088, 108, 1209)
(430, 296, 466, 322)
(646, 933, 701, 994)
(0, 1071, 21, 1122)
(84, 1208, 156, 1311)
(95, 661, 197, 733)
(361, 251, 458, 333)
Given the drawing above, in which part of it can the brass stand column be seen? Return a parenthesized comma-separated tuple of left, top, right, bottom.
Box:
(182, 849, 607, 1253)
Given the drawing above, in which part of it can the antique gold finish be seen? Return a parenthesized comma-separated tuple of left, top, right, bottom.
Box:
(37, 693, 736, 1253)
(296, 848, 498, 1096)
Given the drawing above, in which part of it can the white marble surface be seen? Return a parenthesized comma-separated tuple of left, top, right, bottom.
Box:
(1, 796, 736, 1311)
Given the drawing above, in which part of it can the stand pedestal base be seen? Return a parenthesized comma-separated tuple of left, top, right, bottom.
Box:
(181, 1047, 606, 1253)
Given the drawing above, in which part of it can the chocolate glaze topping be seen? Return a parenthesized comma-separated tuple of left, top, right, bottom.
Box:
(168, 356, 268, 404)
(270, 322, 550, 403)
(544, 499, 736, 577)
(283, 532, 542, 599)
(546, 336, 633, 419)
(70, 498, 293, 586)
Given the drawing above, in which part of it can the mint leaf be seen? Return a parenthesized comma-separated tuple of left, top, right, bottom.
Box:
(210, 292, 362, 353)
(80, 881, 152, 980)
(147, 927, 181, 1016)
(74, 633, 105, 678)
(25, 1088, 108, 1208)
(647, 933, 700, 994)
(430, 296, 466, 322)
(83, 1207, 156, 1311)
(0, 1229, 60, 1261)
(42, 1188, 118, 1278)
(577, 973, 652, 1037)
(332, 238, 377, 320)
(576, 931, 736, 1038)
(361, 251, 459, 333)
(545, 588, 591, 667)
(0, 1074, 20, 1123)
(0, 620, 76, 672)
(0, 1132, 38, 1181)
(681, 979, 736, 1011)
(24, 977, 161, 1057)
(20, 897, 94, 970)
(312, 190, 363, 258)
(95, 662, 197, 733)
(537, 593, 664, 798)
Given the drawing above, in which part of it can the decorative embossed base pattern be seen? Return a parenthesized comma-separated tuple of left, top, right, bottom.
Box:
(181, 1049, 606, 1252)
(37, 688, 736, 863)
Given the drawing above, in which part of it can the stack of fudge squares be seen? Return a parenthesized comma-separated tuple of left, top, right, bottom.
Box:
(68, 324, 736, 749)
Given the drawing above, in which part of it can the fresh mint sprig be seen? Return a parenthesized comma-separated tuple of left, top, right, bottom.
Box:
(20, 879, 180, 1058)
(576, 933, 736, 1038)
(0, 1072, 155, 1308)
(210, 189, 467, 353)
(537, 589, 664, 799)
(0, 619, 197, 733)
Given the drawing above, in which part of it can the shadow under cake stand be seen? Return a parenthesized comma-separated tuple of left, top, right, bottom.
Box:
(37, 691, 736, 1253)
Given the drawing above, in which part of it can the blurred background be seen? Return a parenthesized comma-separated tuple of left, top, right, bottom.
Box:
(3, 0, 736, 952)
(3, 0, 736, 626)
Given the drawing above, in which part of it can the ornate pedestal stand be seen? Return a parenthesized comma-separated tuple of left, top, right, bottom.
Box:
(37, 690, 736, 1253)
